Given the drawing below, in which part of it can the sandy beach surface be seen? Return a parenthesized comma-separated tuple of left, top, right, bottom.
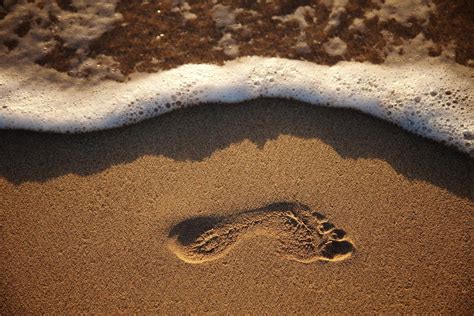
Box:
(1, 99, 472, 314)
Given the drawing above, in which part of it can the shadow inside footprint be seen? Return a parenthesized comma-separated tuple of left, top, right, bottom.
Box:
(321, 240, 354, 259)
(168, 216, 223, 246)
(168, 202, 354, 264)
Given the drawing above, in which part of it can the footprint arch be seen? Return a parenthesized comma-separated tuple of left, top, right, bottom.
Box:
(167, 202, 354, 264)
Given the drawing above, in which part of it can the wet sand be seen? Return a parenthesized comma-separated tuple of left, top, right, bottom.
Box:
(0, 99, 473, 313)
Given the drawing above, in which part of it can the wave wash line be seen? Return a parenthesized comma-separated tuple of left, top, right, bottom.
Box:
(0, 57, 473, 155)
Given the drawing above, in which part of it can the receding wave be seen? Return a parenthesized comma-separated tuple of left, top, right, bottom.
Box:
(0, 56, 472, 155)
(1, 0, 472, 155)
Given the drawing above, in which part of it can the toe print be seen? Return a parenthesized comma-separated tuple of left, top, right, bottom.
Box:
(168, 202, 354, 264)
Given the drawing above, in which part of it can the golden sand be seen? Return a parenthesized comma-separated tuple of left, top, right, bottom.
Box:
(1, 99, 472, 313)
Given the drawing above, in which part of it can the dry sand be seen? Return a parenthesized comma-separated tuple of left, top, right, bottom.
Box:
(1, 99, 473, 314)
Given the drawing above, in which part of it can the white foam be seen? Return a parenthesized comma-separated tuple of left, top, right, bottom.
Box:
(323, 0, 348, 32)
(323, 37, 347, 57)
(0, 56, 473, 155)
(0, 0, 121, 80)
(211, 4, 242, 30)
(217, 33, 240, 58)
(365, 0, 435, 26)
(272, 6, 316, 29)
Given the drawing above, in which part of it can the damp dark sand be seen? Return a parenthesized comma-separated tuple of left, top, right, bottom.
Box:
(1, 99, 472, 313)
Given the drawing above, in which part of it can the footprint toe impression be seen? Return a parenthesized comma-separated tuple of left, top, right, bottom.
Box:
(167, 202, 354, 264)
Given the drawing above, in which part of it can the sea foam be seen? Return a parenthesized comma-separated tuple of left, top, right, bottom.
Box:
(0, 56, 473, 155)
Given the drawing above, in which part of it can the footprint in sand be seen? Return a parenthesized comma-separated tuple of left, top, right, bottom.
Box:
(168, 202, 354, 264)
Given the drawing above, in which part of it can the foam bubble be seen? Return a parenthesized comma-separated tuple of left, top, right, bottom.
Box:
(0, 56, 472, 155)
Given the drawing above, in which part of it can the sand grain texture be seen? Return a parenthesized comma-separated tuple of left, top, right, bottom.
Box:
(1, 100, 473, 314)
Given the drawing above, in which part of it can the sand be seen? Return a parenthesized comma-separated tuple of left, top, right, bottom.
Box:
(1, 99, 473, 314)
